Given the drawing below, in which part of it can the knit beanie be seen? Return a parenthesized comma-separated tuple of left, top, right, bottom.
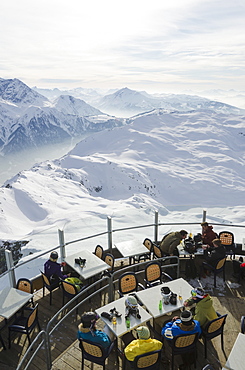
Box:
(180, 310, 193, 323)
(191, 287, 205, 299)
(50, 251, 58, 261)
(136, 326, 150, 340)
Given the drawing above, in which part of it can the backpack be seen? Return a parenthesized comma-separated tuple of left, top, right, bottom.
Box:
(185, 258, 197, 279)
(65, 277, 83, 291)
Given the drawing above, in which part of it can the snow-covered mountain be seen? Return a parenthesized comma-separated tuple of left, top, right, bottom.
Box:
(0, 78, 48, 108)
(1, 107, 244, 245)
(34, 86, 245, 118)
(95, 87, 245, 117)
(0, 79, 125, 154)
(52, 95, 103, 116)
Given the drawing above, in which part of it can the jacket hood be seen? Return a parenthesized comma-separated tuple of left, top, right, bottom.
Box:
(197, 295, 213, 308)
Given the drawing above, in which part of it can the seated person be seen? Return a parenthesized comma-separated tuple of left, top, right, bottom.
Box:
(203, 238, 226, 267)
(77, 311, 111, 349)
(161, 310, 201, 340)
(124, 326, 162, 364)
(183, 287, 217, 328)
(160, 230, 188, 257)
(44, 251, 71, 285)
(201, 222, 218, 247)
(162, 310, 201, 370)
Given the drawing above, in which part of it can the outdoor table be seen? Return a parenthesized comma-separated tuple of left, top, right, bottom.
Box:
(114, 239, 149, 264)
(0, 287, 33, 320)
(222, 332, 245, 370)
(96, 294, 152, 337)
(65, 250, 110, 281)
(178, 244, 204, 257)
(135, 278, 193, 319)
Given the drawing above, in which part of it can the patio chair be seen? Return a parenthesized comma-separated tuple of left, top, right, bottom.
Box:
(16, 278, 34, 307)
(152, 244, 165, 259)
(102, 252, 115, 277)
(40, 270, 60, 305)
(131, 349, 162, 370)
(8, 304, 41, 349)
(144, 261, 172, 288)
(201, 313, 227, 358)
(130, 238, 153, 264)
(219, 231, 236, 259)
(167, 333, 199, 370)
(93, 244, 104, 260)
(202, 257, 226, 287)
(118, 272, 144, 298)
(79, 338, 116, 370)
(60, 280, 80, 314)
(166, 332, 199, 370)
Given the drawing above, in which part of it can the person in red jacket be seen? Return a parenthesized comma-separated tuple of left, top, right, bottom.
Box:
(201, 222, 217, 247)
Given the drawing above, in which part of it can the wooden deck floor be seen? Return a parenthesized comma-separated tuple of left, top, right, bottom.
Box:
(0, 258, 244, 370)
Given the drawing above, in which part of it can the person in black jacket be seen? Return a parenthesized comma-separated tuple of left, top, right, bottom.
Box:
(204, 238, 226, 267)
(199, 238, 226, 278)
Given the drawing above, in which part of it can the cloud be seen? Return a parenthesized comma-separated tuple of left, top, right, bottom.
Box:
(0, 0, 245, 91)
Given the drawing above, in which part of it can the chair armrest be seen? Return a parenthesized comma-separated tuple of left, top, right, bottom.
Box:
(162, 272, 173, 281)
(138, 283, 145, 290)
(241, 316, 245, 333)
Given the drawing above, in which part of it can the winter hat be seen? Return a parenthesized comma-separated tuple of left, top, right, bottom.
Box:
(136, 326, 150, 340)
(125, 295, 138, 308)
(81, 312, 98, 328)
(191, 287, 205, 299)
(180, 310, 193, 323)
(50, 251, 58, 261)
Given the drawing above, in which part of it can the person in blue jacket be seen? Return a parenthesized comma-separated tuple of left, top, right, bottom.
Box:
(162, 310, 201, 340)
(77, 312, 111, 349)
(162, 310, 201, 369)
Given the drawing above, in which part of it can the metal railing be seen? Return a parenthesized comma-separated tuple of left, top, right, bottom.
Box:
(2, 209, 245, 288)
(15, 255, 180, 370)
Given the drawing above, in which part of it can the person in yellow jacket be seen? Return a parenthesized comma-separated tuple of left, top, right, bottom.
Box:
(124, 326, 162, 363)
(183, 287, 218, 328)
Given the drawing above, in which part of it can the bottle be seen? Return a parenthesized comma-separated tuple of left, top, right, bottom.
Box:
(126, 318, 130, 329)
(189, 232, 193, 239)
(179, 287, 183, 301)
(112, 316, 117, 325)
(159, 299, 163, 311)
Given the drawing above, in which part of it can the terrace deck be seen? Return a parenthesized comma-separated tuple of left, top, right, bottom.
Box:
(0, 258, 244, 370)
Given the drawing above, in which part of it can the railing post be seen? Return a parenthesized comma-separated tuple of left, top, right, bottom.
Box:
(58, 229, 66, 262)
(108, 275, 114, 303)
(5, 249, 16, 287)
(107, 216, 113, 253)
(202, 209, 207, 222)
(44, 330, 52, 370)
(154, 210, 159, 243)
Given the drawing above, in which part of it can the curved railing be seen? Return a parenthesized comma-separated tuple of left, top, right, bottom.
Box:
(2, 209, 245, 288)
(15, 255, 179, 370)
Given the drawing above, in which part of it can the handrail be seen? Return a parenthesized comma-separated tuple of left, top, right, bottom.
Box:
(1, 210, 245, 286)
(16, 278, 110, 370)
(15, 330, 48, 370)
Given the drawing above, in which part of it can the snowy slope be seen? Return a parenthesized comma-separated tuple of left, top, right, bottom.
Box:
(1, 108, 244, 245)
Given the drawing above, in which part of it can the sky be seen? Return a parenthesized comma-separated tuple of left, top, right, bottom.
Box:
(1, 0, 245, 93)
